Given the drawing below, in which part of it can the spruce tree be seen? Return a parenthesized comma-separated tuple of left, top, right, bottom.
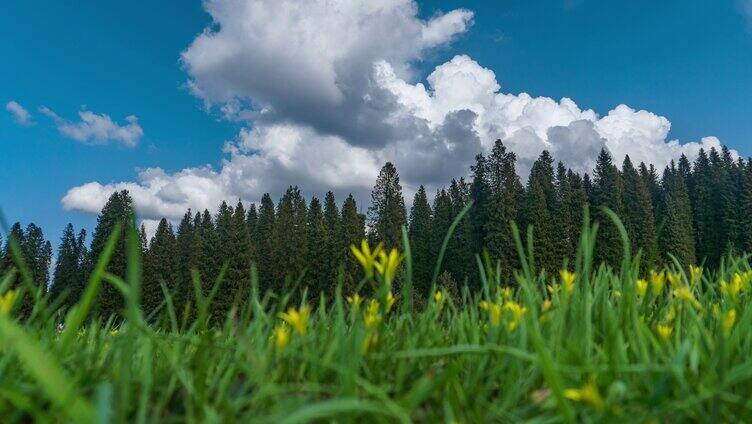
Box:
(22, 223, 52, 292)
(273, 187, 308, 284)
(198, 210, 220, 297)
(591, 149, 624, 268)
(88, 190, 135, 319)
(409, 185, 433, 296)
(255, 194, 276, 294)
(659, 163, 696, 266)
(622, 156, 658, 272)
(447, 178, 475, 288)
(50, 224, 80, 305)
(142, 218, 178, 320)
(470, 153, 491, 255)
(485, 140, 524, 278)
(175, 210, 202, 316)
(432, 188, 454, 280)
(306, 196, 329, 298)
(524, 151, 556, 273)
(341, 194, 366, 289)
(323, 192, 342, 286)
(553, 163, 575, 265)
(368, 162, 407, 249)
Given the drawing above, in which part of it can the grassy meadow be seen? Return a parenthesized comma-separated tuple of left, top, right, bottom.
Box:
(2, 208, 752, 423)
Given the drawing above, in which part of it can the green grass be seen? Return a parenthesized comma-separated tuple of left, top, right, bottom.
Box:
(2, 209, 752, 422)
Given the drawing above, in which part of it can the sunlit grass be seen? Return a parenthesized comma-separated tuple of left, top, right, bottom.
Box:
(2, 207, 752, 422)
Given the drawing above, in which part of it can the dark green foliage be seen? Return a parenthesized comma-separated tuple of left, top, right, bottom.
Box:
(447, 179, 475, 288)
(621, 156, 658, 271)
(524, 151, 556, 273)
(273, 186, 308, 283)
(142, 218, 178, 319)
(659, 163, 696, 266)
(409, 186, 433, 297)
(341, 194, 365, 289)
(485, 140, 524, 278)
(470, 153, 491, 254)
(306, 196, 328, 297)
(368, 162, 406, 249)
(323, 191, 342, 286)
(255, 194, 276, 293)
(50, 224, 88, 307)
(175, 210, 202, 316)
(591, 149, 624, 268)
(88, 190, 135, 319)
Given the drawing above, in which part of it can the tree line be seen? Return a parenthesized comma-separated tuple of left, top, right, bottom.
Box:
(2, 140, 752, 319)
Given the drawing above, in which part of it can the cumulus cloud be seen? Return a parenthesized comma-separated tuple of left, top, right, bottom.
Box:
(6, 100, 33, 126)
(63, 0, 737, 220)
(40, 106, 143, 147)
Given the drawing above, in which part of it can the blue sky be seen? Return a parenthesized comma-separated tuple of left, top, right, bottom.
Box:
(2, 0, 751, 244)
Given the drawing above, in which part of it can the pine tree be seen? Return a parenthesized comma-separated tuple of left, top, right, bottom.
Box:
(1, 223, 25, 286)
(229, 201, 251, 305)
(246, 204, 258, 263)
(306, 196, 329, 298)
(142, 218, 178, 320)
(198, 209, 220, 297)
(622, 156, 658, 272)
(591, 149, 624, 268)
(553, 163, 576, 265)
(524, 151, 556, 273)
(409, 185, 433, 297)
(273, 187, 308, 284)
(659, 163, 696, 266)
(256, 194, 276, 294)
(323, 192, 342, 287)
(341, 194, 365, 289)
(175, 210, 202, 316)
(368, 162, 407, 249)
(470, 153, 491, 255)
(212, 201, 237, 320)
(485, 140, 524, 277)
(448, 178, 475, 288)
(50, 224, 80, 306)
(740, 159, 752, 254)
(88, 190, 135, 319)
(432, 188, 454, 280)
(22, 223, 52, 292)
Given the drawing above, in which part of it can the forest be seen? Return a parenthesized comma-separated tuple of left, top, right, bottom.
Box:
(2, 140, 751, 320)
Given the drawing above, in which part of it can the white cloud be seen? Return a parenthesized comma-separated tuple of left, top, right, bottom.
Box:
(6, 100, 33, 126)
(40, 107, 143, 147)
(63, 0, 738, 220)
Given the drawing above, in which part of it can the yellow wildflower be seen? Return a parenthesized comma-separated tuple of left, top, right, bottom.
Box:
(110, 329, 119, 337)
(503, 301, 527, 332)
(374, 248, 403, 285)
(723, 309, 737, 336)
(673, 287, 701, 309)
(278, 305, 311, 336)
(541, 299, 553, 313)
(721, 274, 744, 300)
(560, 270, 576, 295)
(650, 271, 666, 295)
(665, 306, 677, 322)
(656, 324, 673, 342)
(350, 240, 382, 279)
(385, 291, 396, 313)
(636, 279, 648, 297)
(547, 284, 560, 295)
(434, 290, 446, 309)
(479, 300, 503, 327)
(363, 299, 382, 329)
(346, 293, 363, 309)
(0, 290, 17, 315)
(273, 324, 290, 351)
(689, 265, 703, 285)
(666, 272, 682, 288)
(501, 287, 513, 300)
(564, 378, 605, 410)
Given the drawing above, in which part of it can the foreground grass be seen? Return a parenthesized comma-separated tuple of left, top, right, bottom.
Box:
(2, 211, 752, 422)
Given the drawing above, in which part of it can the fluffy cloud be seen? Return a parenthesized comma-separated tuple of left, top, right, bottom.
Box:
(6, 100, 33, 126)
(40, 107, 143, 147)
(63, 0, 737, 220)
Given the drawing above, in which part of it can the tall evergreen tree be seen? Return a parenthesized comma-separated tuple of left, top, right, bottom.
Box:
(341, 194, 365, 289)
(88, 190, 135, 319)
(524, 151, 556, 273)
(306, 197, 329, 297)
(273, 187, 308, 284)
(368, 162, 407, 249)
(659, 163, 696, 266)
(22, 223, 52, 292)
(255, 194, 276, 293)
(485, 140, 524, 277)
(470, 153, 491, 255)
(50, 224, 82, 306)
(622, 156, 658, 271)
(198, 209, 221, 296)
(323, 192, 342, 285)
(142, 218, 178, 320)
(409, 185, 433, 296)
(591, 149, 624, 268)
(175, 210, 201, 316)
(447, 178, 475, 287)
